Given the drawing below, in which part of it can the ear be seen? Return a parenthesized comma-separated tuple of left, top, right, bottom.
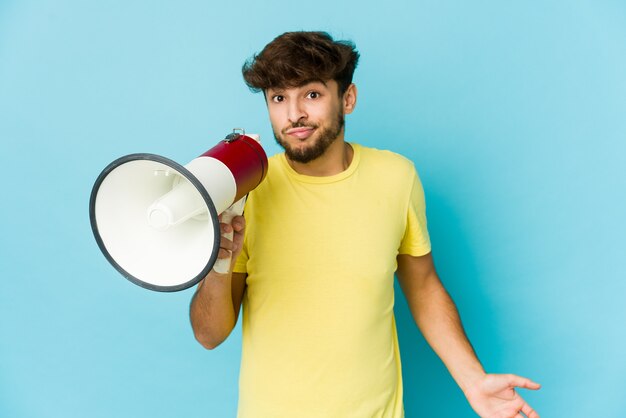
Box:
(343, 84, 358, 115)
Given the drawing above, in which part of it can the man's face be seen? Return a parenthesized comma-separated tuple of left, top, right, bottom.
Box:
(265, 80, 345, 164)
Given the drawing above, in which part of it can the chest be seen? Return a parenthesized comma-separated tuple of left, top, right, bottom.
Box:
(245, 179, 407, 282)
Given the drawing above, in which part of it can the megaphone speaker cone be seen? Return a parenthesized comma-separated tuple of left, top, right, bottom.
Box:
(89, 154, 220, 292)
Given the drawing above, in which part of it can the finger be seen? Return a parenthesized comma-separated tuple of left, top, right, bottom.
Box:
(220, 237, 234, 251)
(232, 215, 246, 232)
(220, 222, 233, 234)
(521, 402, 540, 418)
(506, 374, 541, 390)
(217, 247, 231, 259)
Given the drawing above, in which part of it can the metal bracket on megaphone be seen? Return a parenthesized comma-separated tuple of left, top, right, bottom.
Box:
(224, 127, 246, 142)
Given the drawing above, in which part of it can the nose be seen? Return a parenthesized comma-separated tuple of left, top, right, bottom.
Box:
(287, 99, 307, 124)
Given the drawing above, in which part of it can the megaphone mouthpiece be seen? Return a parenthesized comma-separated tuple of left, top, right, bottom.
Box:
(146, 178, 206, 231)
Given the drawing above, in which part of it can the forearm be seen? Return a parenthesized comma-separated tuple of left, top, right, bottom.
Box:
(410, 278, 486, 393)
(189, 271, 237, 349)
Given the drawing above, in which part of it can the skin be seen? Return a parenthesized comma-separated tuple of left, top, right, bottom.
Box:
(189, 79, 541, 418)
(266, 80, 355, 172)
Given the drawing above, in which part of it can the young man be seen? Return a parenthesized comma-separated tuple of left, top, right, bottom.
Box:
(190, 31, 541, 418)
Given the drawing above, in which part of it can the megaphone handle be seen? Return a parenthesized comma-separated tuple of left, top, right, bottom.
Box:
(213, 197, 246, 274)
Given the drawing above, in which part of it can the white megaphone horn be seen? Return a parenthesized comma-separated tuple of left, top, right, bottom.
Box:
(89, 129, 268, 292)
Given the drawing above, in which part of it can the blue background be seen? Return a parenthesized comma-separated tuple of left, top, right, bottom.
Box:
(1, 1, 625, 417)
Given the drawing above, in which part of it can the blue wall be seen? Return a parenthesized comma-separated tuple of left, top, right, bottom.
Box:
(1, 1, 624, 417)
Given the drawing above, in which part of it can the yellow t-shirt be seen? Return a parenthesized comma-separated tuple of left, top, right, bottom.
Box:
(233, 143, 431, 418)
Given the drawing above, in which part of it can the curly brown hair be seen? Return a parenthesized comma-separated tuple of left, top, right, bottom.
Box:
(242, 31, 360, 96)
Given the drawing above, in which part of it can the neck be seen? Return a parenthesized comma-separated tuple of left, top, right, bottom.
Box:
(286, 139, 353, 177)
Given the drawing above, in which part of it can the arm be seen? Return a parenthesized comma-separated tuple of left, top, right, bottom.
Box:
(396, 252, 541, 418)
(396, 252, 485, 390)
(189, 215, 247, 350)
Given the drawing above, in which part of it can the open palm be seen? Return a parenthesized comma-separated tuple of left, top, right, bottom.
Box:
(464, 374, 541, 418)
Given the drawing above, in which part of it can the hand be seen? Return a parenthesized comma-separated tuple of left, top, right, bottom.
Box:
(464, 373, 541, 418)
(217, 214, 246, 268)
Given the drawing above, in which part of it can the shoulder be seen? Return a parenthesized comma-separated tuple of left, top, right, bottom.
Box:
(355, 143, 417, 176)
(257, 153, 286, 180)
(248, 153, 287, 198)
(261, 153, 281, 169)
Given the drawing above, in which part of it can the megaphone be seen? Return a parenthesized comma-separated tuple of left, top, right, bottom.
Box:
(89, 129, 268, 292)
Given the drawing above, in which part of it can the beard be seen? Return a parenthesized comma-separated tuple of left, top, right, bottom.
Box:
(273, 111, 345, 164)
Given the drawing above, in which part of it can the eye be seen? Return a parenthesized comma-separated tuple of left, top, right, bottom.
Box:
(272, 95, 284, 103)
(306, 91, 320, 99)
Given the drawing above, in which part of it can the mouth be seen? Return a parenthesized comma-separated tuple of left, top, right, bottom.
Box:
(285, 126, 316, 140)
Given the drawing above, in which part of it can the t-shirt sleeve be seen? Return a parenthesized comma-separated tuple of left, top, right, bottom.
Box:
(398, 169, 431, 256)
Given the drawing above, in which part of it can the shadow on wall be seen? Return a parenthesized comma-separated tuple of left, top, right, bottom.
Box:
(395, 187, 504, 417)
